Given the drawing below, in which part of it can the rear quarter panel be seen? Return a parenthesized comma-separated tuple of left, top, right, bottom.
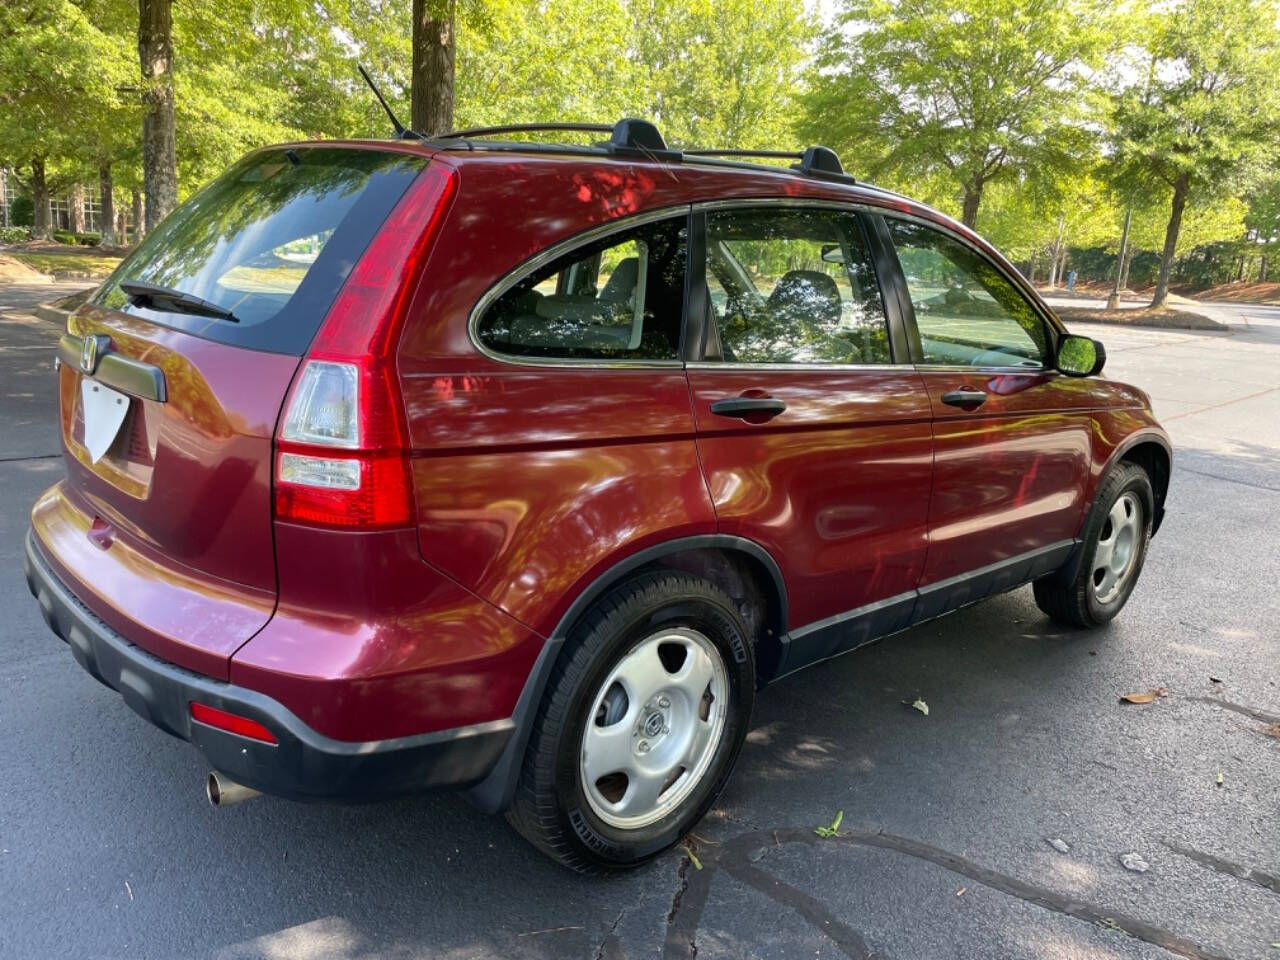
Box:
(397, 155, 722, 637)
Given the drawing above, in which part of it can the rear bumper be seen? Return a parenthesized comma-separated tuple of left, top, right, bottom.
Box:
(24, 529, 513, 801)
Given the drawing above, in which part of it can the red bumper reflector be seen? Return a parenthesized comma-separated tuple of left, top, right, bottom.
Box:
(189, 702, 278, 745)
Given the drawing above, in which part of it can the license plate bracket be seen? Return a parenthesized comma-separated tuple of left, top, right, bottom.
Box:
(80, 378, 130, 464)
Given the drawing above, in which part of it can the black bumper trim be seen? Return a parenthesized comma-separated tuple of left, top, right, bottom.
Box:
(23, 529, 513, 801)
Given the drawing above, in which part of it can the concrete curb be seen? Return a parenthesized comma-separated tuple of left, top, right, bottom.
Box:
(34, 301, 72, 328)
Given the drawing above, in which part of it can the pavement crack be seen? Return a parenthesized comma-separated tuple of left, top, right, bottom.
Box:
(718, 846, 876, 958)
(1163, 841, 1279, 896)
(702, 827, 1236, 960)
(663, 850, 712, 959)
(594, 907, 627, 960)
(0, 453, 60, 463)
(1186, 694, 1280, 725)
(1175, 464, 1280, 493)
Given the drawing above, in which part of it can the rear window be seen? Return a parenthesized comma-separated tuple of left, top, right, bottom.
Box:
(95, 147, 426, 354)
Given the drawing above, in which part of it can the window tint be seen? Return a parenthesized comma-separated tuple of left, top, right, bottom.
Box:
(95, 148, 426, 354)
(704, 208, 891, 365)
(886, 219, 1047, 367)
(476, 216, 687, 361)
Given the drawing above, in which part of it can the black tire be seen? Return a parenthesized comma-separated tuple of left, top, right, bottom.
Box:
(506, 570, 756, 873)
(1034, 462, 1154, 628)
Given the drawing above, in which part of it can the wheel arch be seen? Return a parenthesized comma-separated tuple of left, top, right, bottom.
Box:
(1106, 432, 1171, 535)
(464, 535, 789, 814)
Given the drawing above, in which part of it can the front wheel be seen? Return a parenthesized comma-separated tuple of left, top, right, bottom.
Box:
(1034, 462, 1154, 628)
(507, 570, 755, 873)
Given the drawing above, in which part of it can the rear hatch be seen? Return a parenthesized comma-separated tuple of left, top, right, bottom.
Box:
(52, 145, 427, 677)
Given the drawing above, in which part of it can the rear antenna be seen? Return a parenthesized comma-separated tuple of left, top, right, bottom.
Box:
(358, 64, 420, 140)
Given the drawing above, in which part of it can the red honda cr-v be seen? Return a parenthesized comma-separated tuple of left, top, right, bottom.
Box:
(25, 120, 1170, 872)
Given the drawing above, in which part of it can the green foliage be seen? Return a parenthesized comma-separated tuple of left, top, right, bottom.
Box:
(1112, 0, 1280, 201)
(801, 0, 1117, 225)
(1, 0, 1277, 289)
(52, 230, 100, 245)
(0, 226, 31, 244)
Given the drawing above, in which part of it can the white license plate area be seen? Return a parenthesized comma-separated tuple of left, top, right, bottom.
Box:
(80, 378, 131, 464)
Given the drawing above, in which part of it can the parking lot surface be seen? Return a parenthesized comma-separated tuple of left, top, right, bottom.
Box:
(2, 283, 1277, 959)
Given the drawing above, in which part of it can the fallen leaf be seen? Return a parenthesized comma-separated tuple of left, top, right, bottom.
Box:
(1047, 837, 1071, 854)
(1119, 687, 1168, 704)
(955, 887, 967, 896)
(682, 845, 703, 871)
(1119, 852, 1150, 873)
(1216, 772, 1224, 787)
(815, 810, 844, 838)
(1261, 723, 1280, 741)
(911, 698, 929, 716)
(1209, 676, 1223, 684)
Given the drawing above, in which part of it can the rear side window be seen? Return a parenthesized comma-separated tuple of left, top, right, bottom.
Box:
(705, 208, 891, 365)
(476, 215, 688, 362)
(95, 148, 426, 354)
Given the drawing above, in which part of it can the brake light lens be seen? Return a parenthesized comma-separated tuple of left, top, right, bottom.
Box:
(273, 162, 457, 529)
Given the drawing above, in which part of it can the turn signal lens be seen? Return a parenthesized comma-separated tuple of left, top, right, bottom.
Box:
(279, 361, 359, 448)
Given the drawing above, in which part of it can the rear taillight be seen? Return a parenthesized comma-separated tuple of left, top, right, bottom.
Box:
(273, 163, 457, 529)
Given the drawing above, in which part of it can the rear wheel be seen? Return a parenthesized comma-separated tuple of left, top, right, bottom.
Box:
(1034, 462, 1153, 628)
(507, 570, 755, 873)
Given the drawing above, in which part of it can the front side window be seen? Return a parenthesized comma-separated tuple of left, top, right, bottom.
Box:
(476, 216, 687, 361)
(886, 218, 1047, 368)
(705, 208, 892, 365)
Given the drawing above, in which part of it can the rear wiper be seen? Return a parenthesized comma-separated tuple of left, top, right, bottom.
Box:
(119, 280, 240, 323)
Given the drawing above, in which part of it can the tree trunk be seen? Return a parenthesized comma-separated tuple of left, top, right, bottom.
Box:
(98, 163, 117, 246)
(1152, 174, 1190, 309)
(139, 0, 177, 231)
(131, 188, 145, 242)
(411, 0, 455, 136)
(1118, 240, 1133, 291)
(1106, 207, 1133, 310)
(960, 184, 982, 230)
(30, 159, 52, 241)
(69, 183, 86, 234)
(1027, 256, 1037, 285)
(1261, 256, 1269, 283)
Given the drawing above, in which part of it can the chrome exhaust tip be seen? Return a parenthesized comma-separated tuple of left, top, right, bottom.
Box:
(206, 771, 261, 808)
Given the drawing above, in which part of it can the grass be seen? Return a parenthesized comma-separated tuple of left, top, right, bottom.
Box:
(7, 251, 122, 279)
(1053, 305, 1225, 331)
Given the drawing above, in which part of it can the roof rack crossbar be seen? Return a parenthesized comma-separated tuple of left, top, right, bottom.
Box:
(441, 122, 615, 139)
(684, 149, 804, 160)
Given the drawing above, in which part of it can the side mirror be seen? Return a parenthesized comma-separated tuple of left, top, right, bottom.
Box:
(1056, 334, 1106, 377)
(820, 244, 845, 264)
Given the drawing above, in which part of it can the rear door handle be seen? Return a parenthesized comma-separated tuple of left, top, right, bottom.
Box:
(710, 396, 787, 419)
(940, 388, 987, 409)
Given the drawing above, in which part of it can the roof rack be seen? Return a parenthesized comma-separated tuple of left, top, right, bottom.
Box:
(439, 118, 681, 161)
(434, 117, 852, 183)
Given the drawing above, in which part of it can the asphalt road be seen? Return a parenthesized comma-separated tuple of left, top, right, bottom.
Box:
(2, 282, 1277, 960)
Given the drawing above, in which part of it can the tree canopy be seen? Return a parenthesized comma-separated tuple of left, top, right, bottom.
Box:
(1, 0, 1278, 294)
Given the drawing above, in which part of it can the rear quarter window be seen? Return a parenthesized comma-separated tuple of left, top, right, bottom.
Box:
(95, 148, 426, 354)
(475, 214, 688, 363)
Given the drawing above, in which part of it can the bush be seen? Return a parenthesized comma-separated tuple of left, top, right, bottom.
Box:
(0, 226, 31, 244)
(51, 230, 100, 247)
(10, 195, 33, 226)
